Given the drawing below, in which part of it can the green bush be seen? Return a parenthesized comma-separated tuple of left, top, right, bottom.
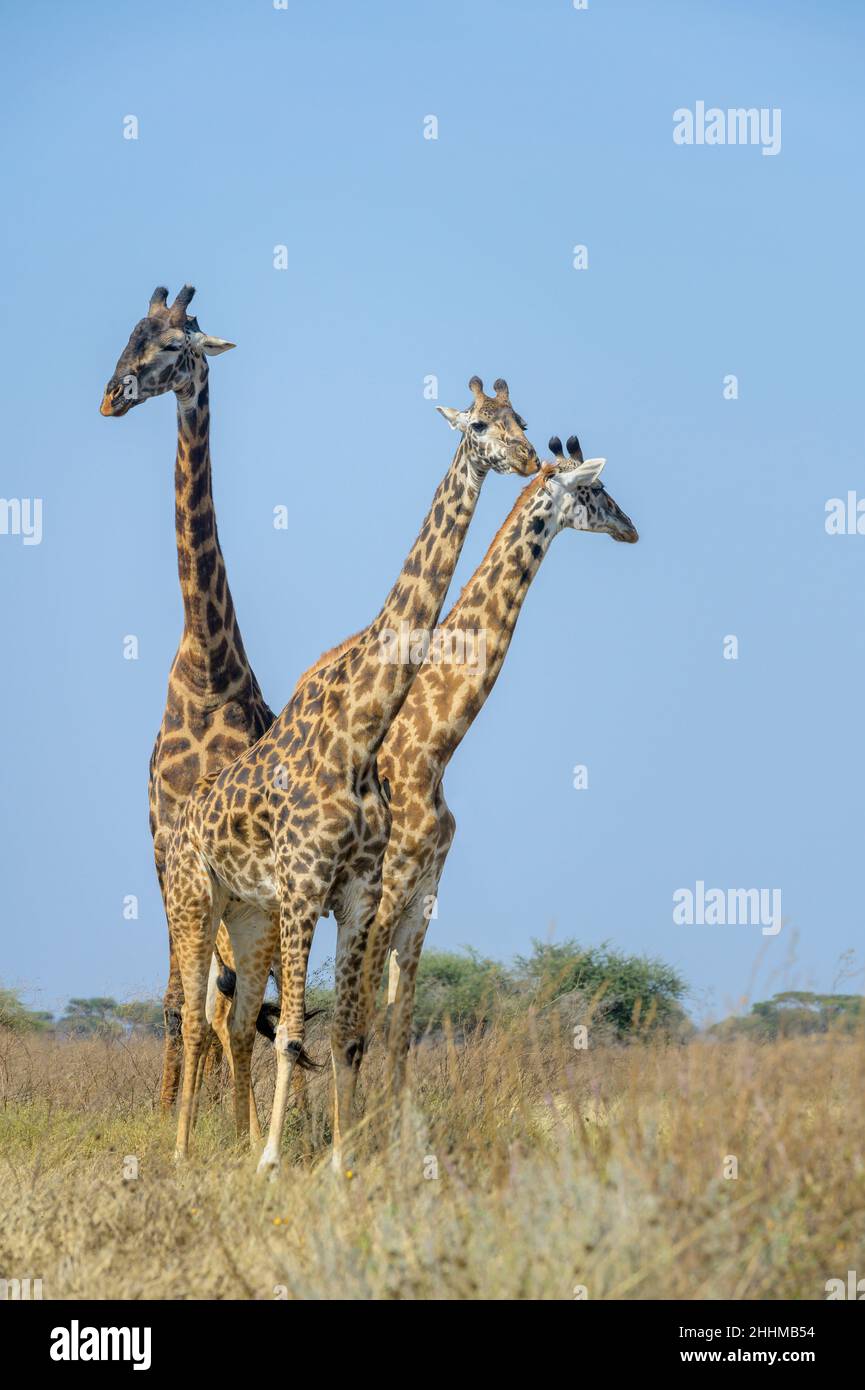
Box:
(712, 991, 863, 1040)
(0, 986, 53, 1033)
(411, 948, 514, 1037)
(404, 940, 688, 1041)
(514, 939, 689, 1038)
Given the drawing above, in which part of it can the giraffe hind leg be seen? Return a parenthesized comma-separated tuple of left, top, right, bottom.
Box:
(223, 904, 279, 1146)
(159, 927, 184, 1114)
(171, 854, 224, 1160)
(154, 841, 185, 1115)
(386, 879, 438, 1103)
(331, 871, 385, 1173)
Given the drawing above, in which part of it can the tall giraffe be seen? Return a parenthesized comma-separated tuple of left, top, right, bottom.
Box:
(164, 376, 539, 1170)
(100, 285, 275, 1115)
(360, 436, 639, 1096)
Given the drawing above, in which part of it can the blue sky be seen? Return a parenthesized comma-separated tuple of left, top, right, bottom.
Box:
(1, 0, 863, 1021)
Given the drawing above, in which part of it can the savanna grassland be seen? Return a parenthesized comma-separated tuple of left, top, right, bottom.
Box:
(1, 1011, 863, 1301)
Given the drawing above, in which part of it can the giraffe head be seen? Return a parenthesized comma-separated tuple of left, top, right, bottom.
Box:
(437, 376, 539, 476)
(99, 285, 234, 417)
(544, 435, 639, 543)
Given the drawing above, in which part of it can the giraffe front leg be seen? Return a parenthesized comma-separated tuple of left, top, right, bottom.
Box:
(257, 887, 327, 1177)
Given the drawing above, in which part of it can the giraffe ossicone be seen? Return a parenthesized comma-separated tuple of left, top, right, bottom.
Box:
(100, 285, 235, 419)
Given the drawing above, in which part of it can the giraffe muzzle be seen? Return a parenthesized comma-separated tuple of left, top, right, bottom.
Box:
(614, 514, 639, 544)
(508, 445, 540, 477)
(100, 383, 133, 417)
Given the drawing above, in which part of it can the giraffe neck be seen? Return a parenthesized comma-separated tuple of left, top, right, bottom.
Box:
(386, 470, 562, 777)
(337, 439, 488, 751)
(173, 362, 249, 696)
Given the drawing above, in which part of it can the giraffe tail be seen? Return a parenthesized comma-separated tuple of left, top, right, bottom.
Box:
(216, 965, 325, 1057)
(216, 960, 238, 1000)
(294, 1044, 323, 1072)
(253, 998, 326, 1054)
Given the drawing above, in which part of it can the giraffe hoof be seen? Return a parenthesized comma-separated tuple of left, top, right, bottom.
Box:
(331, 1147, 355, 1177)
(256, 1145, 281, 1178)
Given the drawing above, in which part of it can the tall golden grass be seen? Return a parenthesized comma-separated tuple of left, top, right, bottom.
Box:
(1, 1013, 863, 1299)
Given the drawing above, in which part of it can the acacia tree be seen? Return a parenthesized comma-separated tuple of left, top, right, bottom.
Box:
(59, 997, 122, 1036)
(716, 992, 863, 1039)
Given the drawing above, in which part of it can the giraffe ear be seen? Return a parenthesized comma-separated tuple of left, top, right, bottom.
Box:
(188, 331, 236, 356)
(567, 457, 607, 485)
(436, 405, 470, 431)
(200, 335, 236, 356)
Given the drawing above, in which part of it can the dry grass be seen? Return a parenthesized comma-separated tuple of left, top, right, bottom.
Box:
(1, 1015, 863, 1300)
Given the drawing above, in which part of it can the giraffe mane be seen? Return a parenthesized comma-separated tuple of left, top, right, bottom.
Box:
(290, 468, 555, 687)
(446, 465, 555, 619)
(291, 628, 365, 692)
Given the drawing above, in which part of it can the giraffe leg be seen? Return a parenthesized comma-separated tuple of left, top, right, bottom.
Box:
(171, 858, 223, 1161)
(385, 882, 436, 1101)
(159, 930, 185, 1114)
(204, 922, 236, 1081)
(207, 966, 263, 1140)
(263, 953, 311, 1129)
(359, 866, 410, 1046)
(248, 1085, 262, 1143)
(175, 972, 211, 1160)
(206, 948, 231, 1060)
(224, 907, 277, 1146)
(197, 951, 227, 1105)
(190, 1038, 215, 1129)
(204, 928, 260, 1136)
(257, 883, 328, 1177)
(385, 805, 454, 1101)
(153, 844, 186, 1115)
(331, 873, 384, 1173)
(257, 958, 309, 1122)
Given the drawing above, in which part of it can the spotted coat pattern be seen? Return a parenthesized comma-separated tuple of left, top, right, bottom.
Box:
(101, 286, 275, 1120)
(164, 378, 539, 1169)
(366, 455, 639, 1096)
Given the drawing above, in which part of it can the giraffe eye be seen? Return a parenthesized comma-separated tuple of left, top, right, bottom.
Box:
(470, 421, 488, 434)
(162, 343, 182, 352)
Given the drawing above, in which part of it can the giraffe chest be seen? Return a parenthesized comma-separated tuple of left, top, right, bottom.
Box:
(150, 699, 269, 828)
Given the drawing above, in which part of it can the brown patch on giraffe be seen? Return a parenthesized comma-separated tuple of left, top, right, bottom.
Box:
(164, 384, 542, 1168)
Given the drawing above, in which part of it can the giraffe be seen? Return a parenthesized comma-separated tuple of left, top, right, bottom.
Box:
(359, 435, 639, 1098)
(219, 435, 639, 1122)
(99, 285, 275, 1118)
(163, 376, 539, 1170)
